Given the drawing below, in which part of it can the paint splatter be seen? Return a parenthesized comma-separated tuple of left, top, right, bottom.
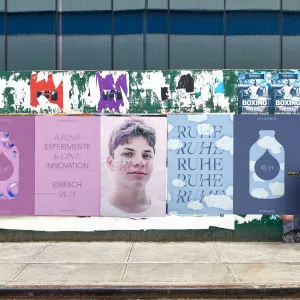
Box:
(30, 72, 63, 113)
(130, 70, 229, 113)
(67, 71, 98, 113)
(0, 70, 238, 114)
(96, 72, 129, 113)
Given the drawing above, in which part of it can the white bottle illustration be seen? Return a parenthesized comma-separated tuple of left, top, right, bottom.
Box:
(249, 130, 284, 199)
(0, 132, 19, 200)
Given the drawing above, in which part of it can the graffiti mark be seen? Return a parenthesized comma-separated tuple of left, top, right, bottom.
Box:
(161, 87, 169, 101)
(130, 70, 228, 113)
(177, 74, 194, 93)
(119, 160, 150, 172)
(0, 70, 235, 114)
(30, 73, 63, 111)
(96, 72, 129, 113)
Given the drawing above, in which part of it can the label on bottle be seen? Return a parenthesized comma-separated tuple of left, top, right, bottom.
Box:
(254, 149, 280, 180)
(0, 151, 14, 181)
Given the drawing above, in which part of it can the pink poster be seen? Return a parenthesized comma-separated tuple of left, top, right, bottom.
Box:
(100, 116, 167, 217)
(35, 116, 100, 216)
(0, 117, 35, 216)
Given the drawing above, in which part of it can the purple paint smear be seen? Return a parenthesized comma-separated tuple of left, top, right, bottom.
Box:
(97, 72, 128, 113)
(119, 161, 150, 172)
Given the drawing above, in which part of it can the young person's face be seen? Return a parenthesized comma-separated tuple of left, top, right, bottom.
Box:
(107, 136, 154, 191)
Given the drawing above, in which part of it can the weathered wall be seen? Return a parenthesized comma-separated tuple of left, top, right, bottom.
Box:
(0, 70, 235, 114)
(0, 70, 286, 241)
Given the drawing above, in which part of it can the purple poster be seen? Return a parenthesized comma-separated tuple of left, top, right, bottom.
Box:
(35, 116, 100, 216)
(100, 116, 167, 217)
(0, 117, 35, 216)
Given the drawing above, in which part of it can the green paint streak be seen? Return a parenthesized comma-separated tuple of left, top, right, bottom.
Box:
(129, 71, 162, 113)
(13, 72, 31, 82)
(3, 87, 15, 113)
(162, 71, 181, 112)
(129, 70, 231, 113)
(166, 70, 191, 112)
(191, 70, 199, 79)
(165, 70, 180, 93)
(235, 215, 283, 241)
(224, 70, 238, 113)
(0, 72, 34, 114)
(70, 72, 97, 113)
(236, 215, 282, 227)
(205, 95, 214, 110)
(0, 72, 14, 113)
(193, 104, 204, 113)
(134, 71, 143, 85)
(165, 99, 174, 111)
(129, 72, 145, 113)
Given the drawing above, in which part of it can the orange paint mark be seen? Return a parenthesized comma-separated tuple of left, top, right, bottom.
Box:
(30, 73, 63, 110)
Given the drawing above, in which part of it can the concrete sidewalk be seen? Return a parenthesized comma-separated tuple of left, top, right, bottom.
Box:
(0, 241, 299, 288)
(0, 242, 300, 287)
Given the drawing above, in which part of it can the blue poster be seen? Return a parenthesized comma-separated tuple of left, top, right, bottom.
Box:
(167, 114, 233, 215)
(238, 71, 272, 114)
(234, 114, 300, 214)
(271, 70, 300, 114)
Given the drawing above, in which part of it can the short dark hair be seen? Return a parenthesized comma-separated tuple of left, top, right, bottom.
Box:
(108, 118, 156, 157)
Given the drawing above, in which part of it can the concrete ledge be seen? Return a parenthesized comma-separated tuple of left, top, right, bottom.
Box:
(0, 285, 300, 299)
(0, 225, 283, 242)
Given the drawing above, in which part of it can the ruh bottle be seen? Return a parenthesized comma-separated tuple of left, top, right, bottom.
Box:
(249, 130, 284, 199)
(0, 132, 19, 200)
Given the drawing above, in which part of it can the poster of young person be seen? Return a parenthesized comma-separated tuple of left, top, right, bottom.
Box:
(238, 71, 272, 114)
(35, 116, 100, 216)
(0, 117, 35, 216)
(234, 114, 300, 214)
(100, 116, 167, 217)
(167, 114, 233, 215)
(271, 70, 300, 114)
